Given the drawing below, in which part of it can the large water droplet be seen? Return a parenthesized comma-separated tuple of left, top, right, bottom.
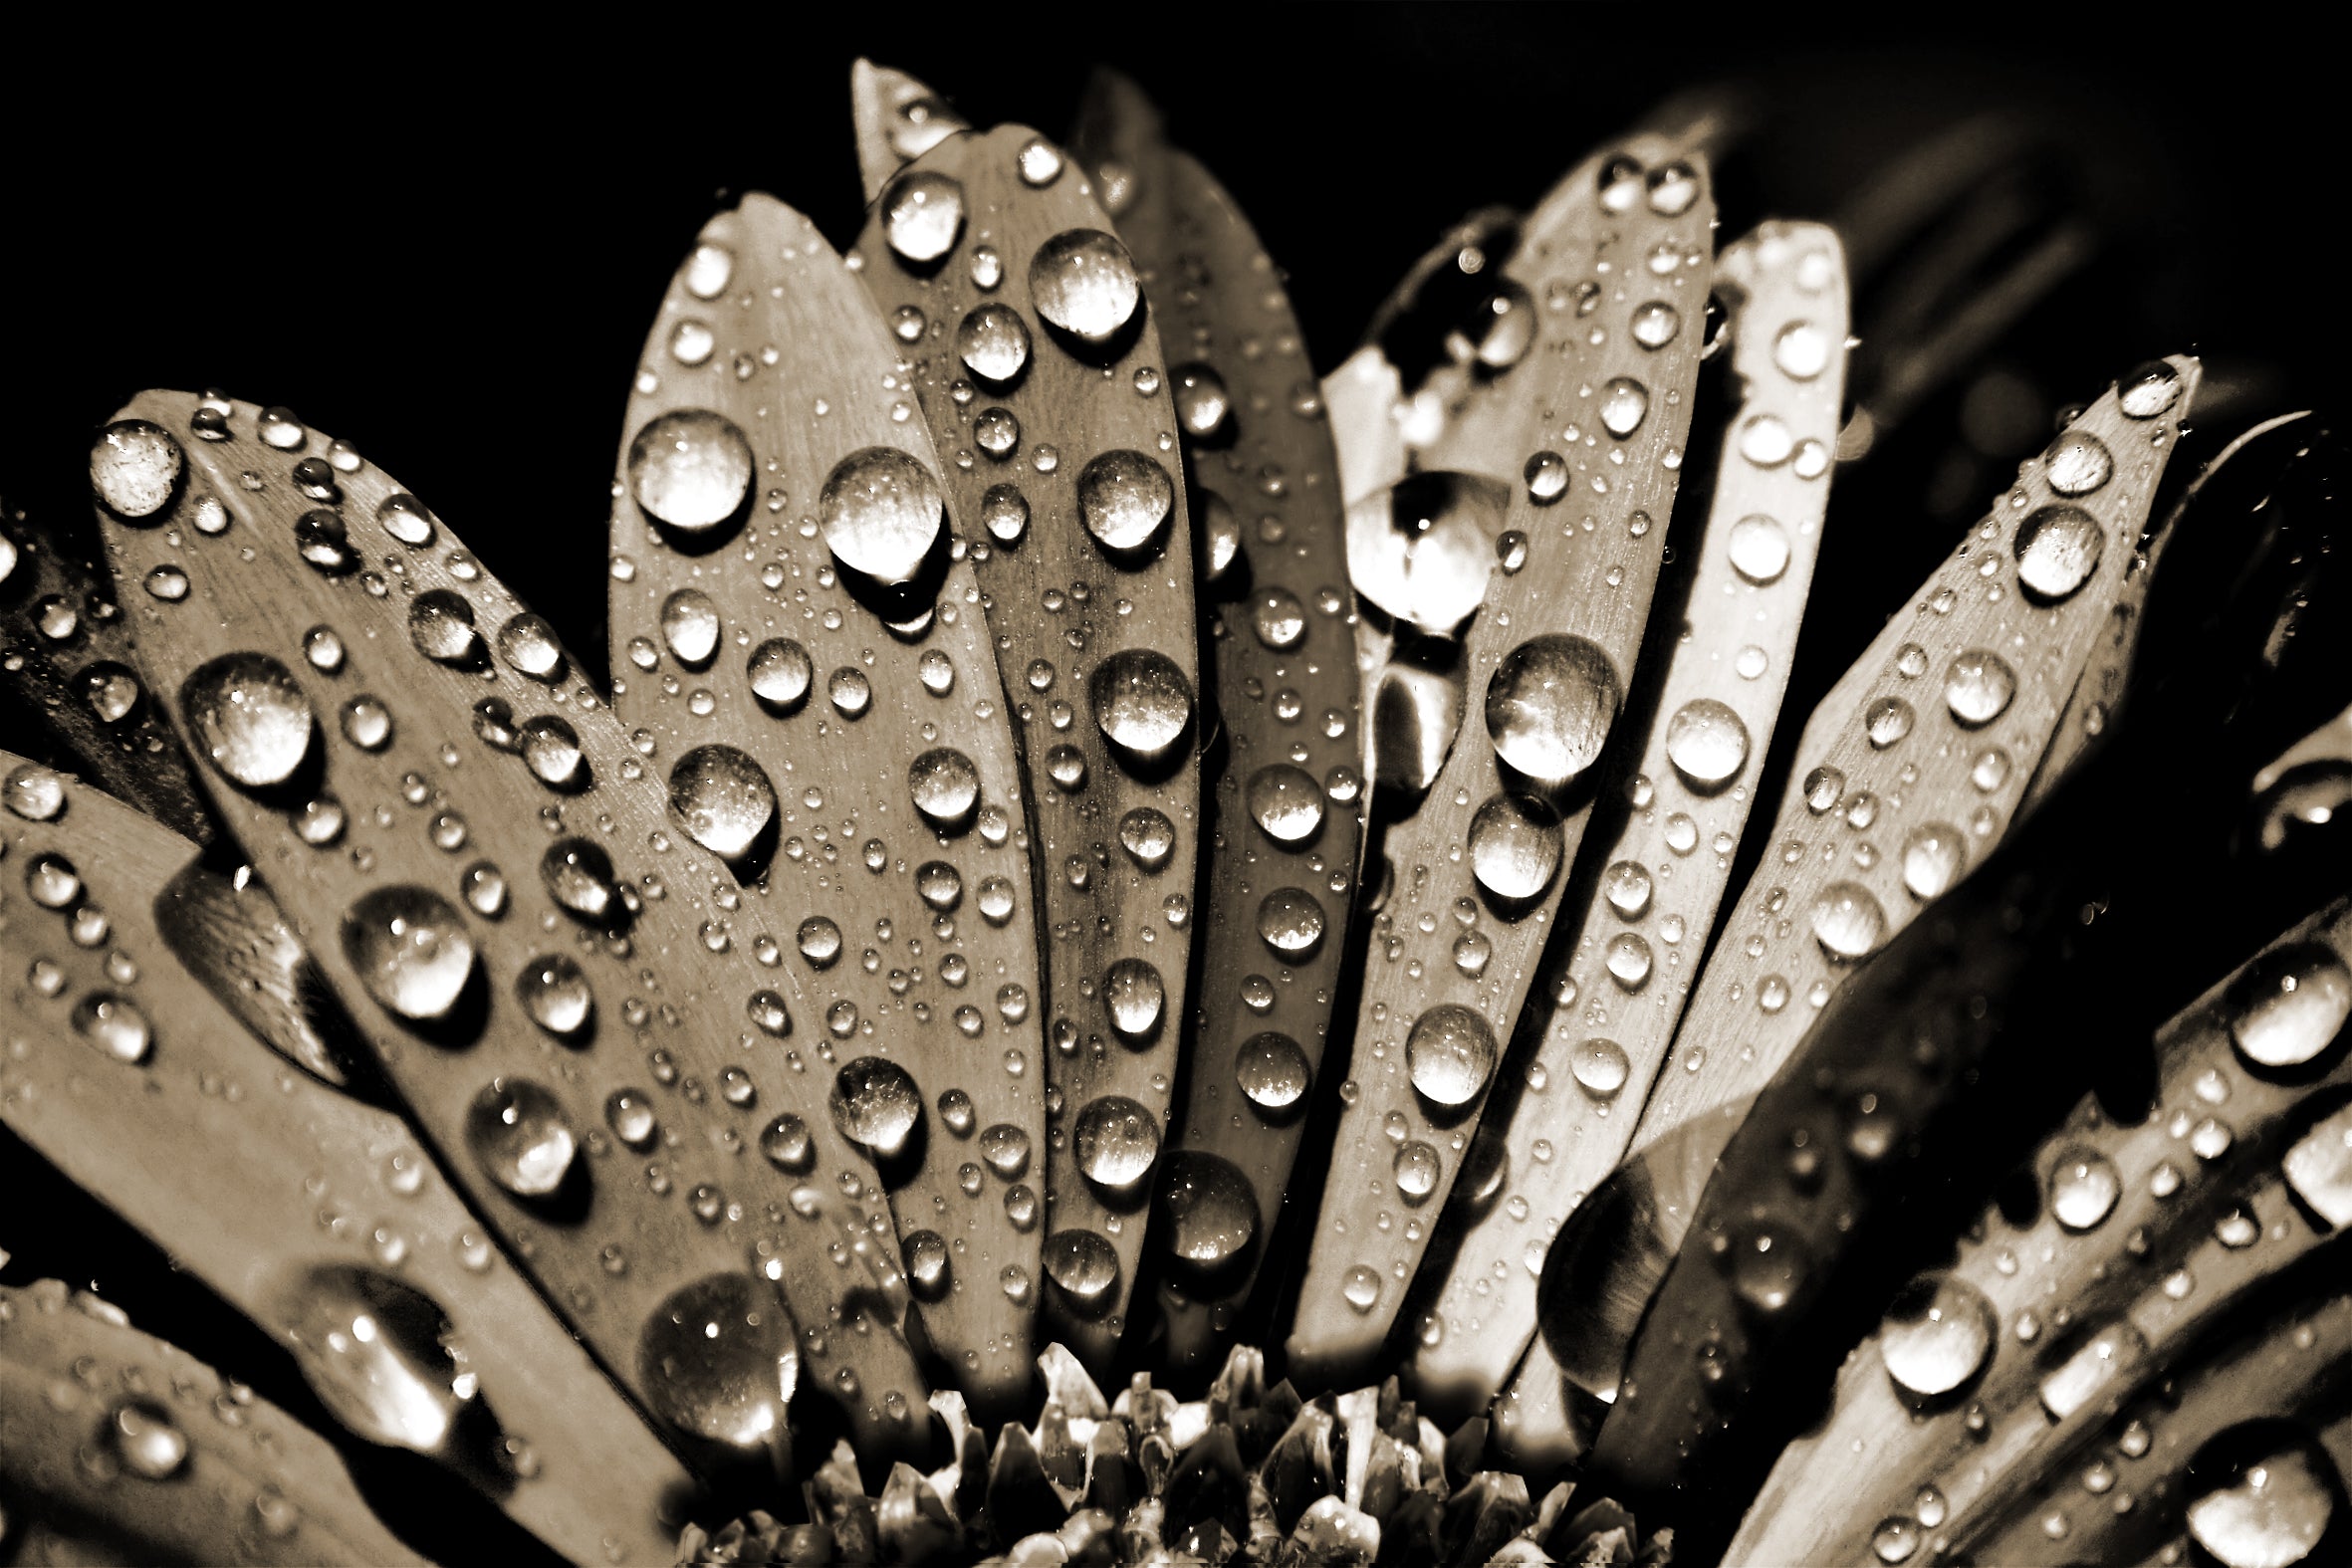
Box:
(7, 766, 66, 821)
(1158, 1152, 1259, 1270)
(820, 448, 945, 585)
(1089, 649, 1193, 761)
(74, 993, 152, 1064)
(1043, 1230, 1120, 1317)
(669, 746, 777, 862)
(1029, 230, 1140, 345)
(1237, 1032, 1310, 1116)
(280, 1266, 472, 1455)
(108, 1401, 189, 1479)
(497, 614, 566, 682)
(2118, 361, 2183, 420)
(341, 887, 475, 1021)
(1900, 823, 1967, 901)
(1074, 1095, 1159, 1192)
(829, 1056, 922, 1159)
(2013, 505, 2103, 602)
(2227, 945, 2352, 1069)
(957, 305, 1032, 385)
(1103, 958, 1166, 1040)
(2049, 1147, 2121, 1230)
(1407, 1005, 1499, 1108)
(660, 588, 720, 668)
(1880, 1273, 1995, 1399)
(1727, 514, 1791, 584)
(182, 653, 315, 790)
(2044, 430, 2113, 497)
(407, 590, 484, 667)
(1810, 881, 1887, 960)
(1468, 792, 1562, 902)
(542, 839, 624, 926)
(1075, 449, 1174, 555)
(748, 638, 814, 712)
(1257, 887, 1326, 959)
(1598, 378, 1649, 438)
(1944, 650, 2015, 728)
(627, 409, 753, 535)
(1247, 765, 1324, 845)
(1346, 471, 1507, 636)
(1571, 1038, 1629, 1098)
(883, 170, 966, 264)
(2186, 1443, 2335, 1568)
(909, 748, 981, 828)
(465, 1078, 577, 1198)
(1665, 698, 1750, 789)
(517, 954, 593, 1038)
(1485, 634, 1620, 786)
(91, 420, 184, 520)
(637, 1273, 797, 1450)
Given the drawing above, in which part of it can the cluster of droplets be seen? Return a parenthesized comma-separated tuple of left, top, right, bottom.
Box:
(6, 763, 153, 1066)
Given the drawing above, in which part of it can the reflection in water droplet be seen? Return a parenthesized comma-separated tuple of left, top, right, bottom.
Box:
(1468, 792, 1562, 902)
(829, 1056, 922, 1159)
(1458, 280, 1535, 369)
(1029, 229, 1140, 345)
(908, 748, 981, 828)
(1901, 823, 1967, 901)
(883, 170, 966, 264)
(1075, 449, 1175, 555)
(1247, 765, 1324, 845)
(1407, 1005, 1499, 1108)
(182, 653, 315, 790)
(281, 1267, 472, 1455)
(1665, 698, 1750, 789)
(1043, 1230, 1121, 1316)
(407, 590, 483, 667)
(748, 639, 814, 712)
(1089, 650, 1193, 761)
(465, 1079, 577, 1198)
(1811, 881, 1887, 960)
(1117, 806, 1176, 871)
(517, 955, 592, 1038)
(2014, 505, 2104, 601)
(1257, 888, 1326, 959)
(1158, 1152, 1259, 1267)
(1866, 697, 1915, 750)
(1237, 1032, 1310, 1115)
(1880, 1273, 1995, 1399)
(91, 420, 184, 519)
(1074, 1095, 1160, 1193)
(958, 304, 1031, 385)
(1486, 634, 1620, 786)
(627, 410, 753, 535)
(1103, 959, 1166, 1040)
(1346, 470, 1508, 636)
(669, 746, 777, 861)
(341, 887, 474, 1021)
(820, 448, 944, 585)
(637, 1273, 797, 1450)
(2045, 431, 2114, 497)
(2118, 361, 2182, 420)
(1571, 1038, 1629, 1098)
(1944, 650, 2016, 728)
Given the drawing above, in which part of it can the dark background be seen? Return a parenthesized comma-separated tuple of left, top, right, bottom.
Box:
(5, 17, 2350, 1563)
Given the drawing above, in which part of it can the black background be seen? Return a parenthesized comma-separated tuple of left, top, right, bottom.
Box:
(5, 16, 2350, 1564)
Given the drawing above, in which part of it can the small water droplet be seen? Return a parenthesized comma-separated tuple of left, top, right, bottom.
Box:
(465, 1078, 577, 1198)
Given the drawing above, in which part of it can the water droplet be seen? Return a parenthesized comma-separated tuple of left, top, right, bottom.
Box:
(1598, 377, 1649, 438)
(748, 638, 814, 713)
(1089, 649, 1193, 761)
(1631, 301, 1681, 349)
(1118, 806, 1175, 870)
(1043, 1230, 1121, 1316)
(341, 887, 474, 1021)
(1246, 765, 1324, 846)
(1075, 449, 1175, 555)
(74, 993, 152, 1063)
(903, 1232, 950, 1301)
(517, 955, 593, 1038)
(1811, 881, 1887, 960)
(1901, 823, 1967, 900)
(1158, 1151, 1258, 1268)
(407, 590, 484, 667)
(1665, 698, 1750, 789)
(1103, 958, 1167, 1040)
(668, 746, 777, 862)
(627, 409, 753, 536)
(1407, 1005, 1499, 1108)
(1571, 1038, 1629, 1098)
(820, 447, 944, 585)
(1803, 766, 1846, 813)
(1871, 1518, 1920, 1564)
(2230, 946, 2351, 1068)
(1944, 650, 2016, 728)
(107, 1400, 189, 1479)
(91, 420, 183, 520)
(2185, 1444, 2335, 1568)
(2045, 431, 2113, 497)
(829, 1056, 922, 1159)
(1773, 322, 1830, 380)
(2118, 361, 2182, 420)
(759, 1112, 813, 1173)
(1237, 1032, 1310, 1116)
(1073, 1095, 1160, 1193)
(1030, 229, 1141, 345)
(1485, 634, 1620, 786)
(1253, 587, 1306, 650)
(520, 715, 585, 790)
(979, 483, 1030, 546)
(1728, 514, 1791, 584)
(1342, 1265, 1380, 1313)
(1880, 1273, 1995, 1399)
(1468, 792, 1563, 902)
(465, 1079, 576, 1198)
(2049, 1148, 2121, 1230)
(882, 169, 966, 264)
(908, 748, 980, 828)
(1391, 1141, 1442, 1205)
(541, 839, 624, 926)
(377, 493, 435, 548)
(637, 1273, 796, 1450)
(497, 614, 566, 683)
(2014, 505, 2104, 601)
(1346, 470, 1507, 635)
(1865, 697, 1915, 750)
(6, 765, 66, 820)
(1171, 362, 1232, 439)
(280, 1267, 471, 1455)
(182, 653, 315, 789)
(1257, 888, 1326, 959)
